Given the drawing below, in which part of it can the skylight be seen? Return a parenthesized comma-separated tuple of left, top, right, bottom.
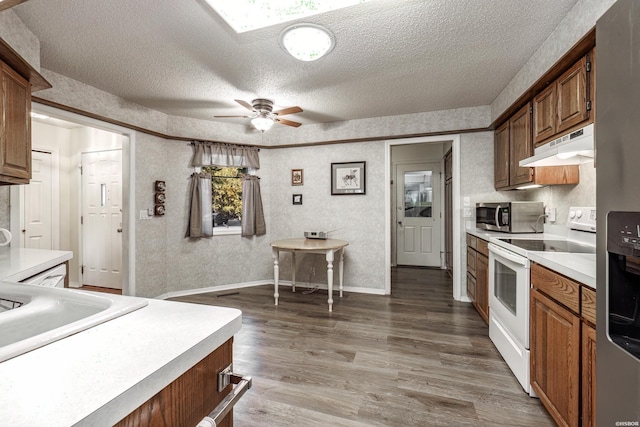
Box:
(204, 0, 371, 33)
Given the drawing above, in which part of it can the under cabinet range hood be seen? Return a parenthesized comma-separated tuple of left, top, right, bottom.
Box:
(519, 123, 594, 167)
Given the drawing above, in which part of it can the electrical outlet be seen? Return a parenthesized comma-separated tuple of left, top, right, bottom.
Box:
(545, 207, 557, 222)
(463, 208, 472, 218)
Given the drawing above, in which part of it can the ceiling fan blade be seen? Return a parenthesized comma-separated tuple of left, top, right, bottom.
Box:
(273, 106, 303, 116)
(276, 118, 302, 128)
(214, 115, 250, 118)
(235, 99, 255, 111)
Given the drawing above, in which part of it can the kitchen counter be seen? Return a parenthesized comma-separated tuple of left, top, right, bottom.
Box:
(0, 291, 242, 426)
(0, 247, 73, 281)
(466, 228, 596, 289)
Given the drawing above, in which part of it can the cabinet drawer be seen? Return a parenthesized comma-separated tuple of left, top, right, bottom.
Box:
(466, 273, 476, 300)
(467, 247, 477, 276)
(581, 286, 597, 326)
(531, 263, 580, 314)
(467, 234, 477, 250)
(476, 239, 489, 257)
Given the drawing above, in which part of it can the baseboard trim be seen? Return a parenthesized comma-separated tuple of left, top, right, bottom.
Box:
(158, 280, 387, 300)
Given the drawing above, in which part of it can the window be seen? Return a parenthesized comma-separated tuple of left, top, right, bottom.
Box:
(202, 166, 247, 233)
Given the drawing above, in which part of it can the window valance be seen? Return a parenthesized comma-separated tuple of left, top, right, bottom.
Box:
(191, 141, 260, 169)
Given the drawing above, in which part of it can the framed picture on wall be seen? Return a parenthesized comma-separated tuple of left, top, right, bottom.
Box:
(331, 161, 366, 195)
(292, 194, 303, 205)
(291, 169, 303, 186)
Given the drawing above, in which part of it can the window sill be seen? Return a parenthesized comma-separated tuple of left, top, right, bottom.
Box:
(213, 226, 241, 236)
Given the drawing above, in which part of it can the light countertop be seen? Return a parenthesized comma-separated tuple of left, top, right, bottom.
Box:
(0, 247, 73, 282)
(466, 228, 596, 289)
(0, 292, 242, 426)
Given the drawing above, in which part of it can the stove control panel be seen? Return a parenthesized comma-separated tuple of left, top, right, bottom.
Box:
(568, 206, 596, 233)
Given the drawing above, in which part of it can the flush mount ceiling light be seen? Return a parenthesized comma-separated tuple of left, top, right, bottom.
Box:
(203, 0, 370, 33)
(279, 23, 335, 61)
(251, 114, 275, 132)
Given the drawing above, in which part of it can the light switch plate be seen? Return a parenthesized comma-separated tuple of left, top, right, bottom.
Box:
(140, 210, 150, 220)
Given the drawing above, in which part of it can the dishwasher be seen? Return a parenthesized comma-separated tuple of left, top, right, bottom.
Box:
(19, 263, 67, 288)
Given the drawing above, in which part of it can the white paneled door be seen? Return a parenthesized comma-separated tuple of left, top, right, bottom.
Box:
(22, 150, 53, 249)
(82, 150, 123, 289)
(396, 162, 441, 267)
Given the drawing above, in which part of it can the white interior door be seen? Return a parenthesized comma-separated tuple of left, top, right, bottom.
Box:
(22, 150, 53, 249)
(396, 162, 441, 267)
(82, 150, 123, 289)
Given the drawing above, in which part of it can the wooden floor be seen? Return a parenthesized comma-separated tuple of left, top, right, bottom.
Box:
(172, 267, 554, 426)
(78, 285, 122, 294)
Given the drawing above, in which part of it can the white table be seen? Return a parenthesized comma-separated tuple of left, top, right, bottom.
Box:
(271, 238, 349, 312)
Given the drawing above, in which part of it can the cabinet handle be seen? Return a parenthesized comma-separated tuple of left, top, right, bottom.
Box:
(196, 365, 252, 427)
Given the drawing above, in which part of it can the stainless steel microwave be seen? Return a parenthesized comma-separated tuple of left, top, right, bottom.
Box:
(475, 202, 544, 233)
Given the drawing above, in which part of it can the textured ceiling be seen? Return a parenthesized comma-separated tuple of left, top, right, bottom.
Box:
(15, 0, 579, 128)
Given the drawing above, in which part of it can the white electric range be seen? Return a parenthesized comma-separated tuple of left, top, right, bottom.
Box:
(487, 207, 596, 396)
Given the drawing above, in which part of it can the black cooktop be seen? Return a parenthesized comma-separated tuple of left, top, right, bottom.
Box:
(498, 239, 596, 254)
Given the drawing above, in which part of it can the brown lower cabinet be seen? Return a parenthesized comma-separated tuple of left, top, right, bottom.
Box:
(115, 338, 234, 427)
(466, 234, 489, 324)
(530, 263, 596, 427)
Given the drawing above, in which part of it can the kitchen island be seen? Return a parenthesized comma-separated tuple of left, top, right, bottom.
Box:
(0, 290, 242, 426)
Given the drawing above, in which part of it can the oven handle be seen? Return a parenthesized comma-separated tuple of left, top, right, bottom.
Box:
(488, 243, 528, 267)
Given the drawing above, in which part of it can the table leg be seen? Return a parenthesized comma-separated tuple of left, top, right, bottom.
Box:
(326, 250, 335, 312)
(272, 247, 280, 306)
(339, 248, 345, 298)
(291, 251, 296, 293)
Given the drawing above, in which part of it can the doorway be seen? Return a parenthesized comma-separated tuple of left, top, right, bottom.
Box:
(396, 162, 441, 267)
(385, 135, 461, 299)
(10, 104, 135, 294)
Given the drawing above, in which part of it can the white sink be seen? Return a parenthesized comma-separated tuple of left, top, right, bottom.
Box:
(0, 281, 148, 362)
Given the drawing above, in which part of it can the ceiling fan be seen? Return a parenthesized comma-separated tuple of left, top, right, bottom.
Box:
(215, 98, 303, 131)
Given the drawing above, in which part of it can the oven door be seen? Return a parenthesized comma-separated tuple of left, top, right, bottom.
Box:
(488, 243, 530, 348)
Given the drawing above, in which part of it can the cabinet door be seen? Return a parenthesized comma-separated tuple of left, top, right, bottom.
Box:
(444, 178, 452, 275)
(494, 121, 509, 189)
(475, 253, 489, 324)
(115, 339, 234, 427)
(533, 83, 557, 146)
(0, 62, 31, 184)
(582, 322, 596, 427)
(509, 103, 533, 187)
(466, 247, 476, 276)
(466, 272, 476, 300)
(530, 289, 580, 427)
(444, 148, 452, 181)
(556, 57, 589, 134)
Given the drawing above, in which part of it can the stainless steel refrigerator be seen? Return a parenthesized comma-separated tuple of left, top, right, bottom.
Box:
(597, 0, 640, 423)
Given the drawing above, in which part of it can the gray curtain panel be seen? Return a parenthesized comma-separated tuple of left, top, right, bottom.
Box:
(185, 172, 213, 238)
(241, 175, 266, 237)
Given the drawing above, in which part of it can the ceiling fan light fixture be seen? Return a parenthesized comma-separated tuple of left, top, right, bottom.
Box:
(251, 116, 275, 132)
(279, 23, 335, 61)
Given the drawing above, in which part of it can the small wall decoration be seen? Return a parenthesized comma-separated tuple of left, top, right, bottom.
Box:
(331, 161, 366, 195)
(291, 169, 303, 186)
(292, 194, 303, 205)
(154, 180, 166, 216)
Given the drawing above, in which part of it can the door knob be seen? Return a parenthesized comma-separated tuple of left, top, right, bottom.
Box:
(117, 228, 123, 233)
(398, 221, 403, 226)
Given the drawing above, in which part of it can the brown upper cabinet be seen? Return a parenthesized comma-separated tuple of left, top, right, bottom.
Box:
(494, 101, 580, 190)
(0, 60, 31, 185)
(509, 103, 534, 186)
(533, 52, 594, 147)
